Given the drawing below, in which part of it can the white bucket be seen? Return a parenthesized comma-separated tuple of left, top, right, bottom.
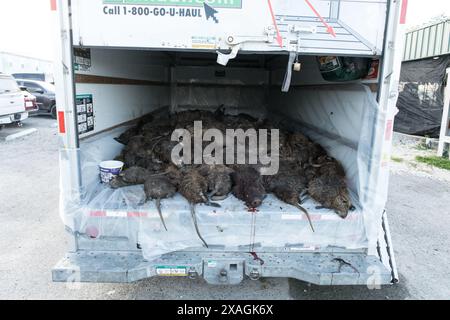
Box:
(99, 160, 124, 184)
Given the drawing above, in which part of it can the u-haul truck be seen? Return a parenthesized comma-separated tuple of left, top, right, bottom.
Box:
(52, 0, 405, 285)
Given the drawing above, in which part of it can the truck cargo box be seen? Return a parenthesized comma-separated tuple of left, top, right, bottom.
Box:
(52, 0, 405, 285)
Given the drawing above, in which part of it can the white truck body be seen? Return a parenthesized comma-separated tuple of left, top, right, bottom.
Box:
(0, 74, 28, 125)
(52, 0, 406, 285)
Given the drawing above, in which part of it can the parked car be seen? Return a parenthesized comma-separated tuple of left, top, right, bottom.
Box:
(16, 79, 57, 118)
(20, 89, 38, 114)
(0, 74, 29, 127)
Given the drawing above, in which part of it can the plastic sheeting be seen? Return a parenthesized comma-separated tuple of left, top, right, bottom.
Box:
(395, 55, 450, 137)
(268, 84, 388, 254)
(60, 84, 388, 261)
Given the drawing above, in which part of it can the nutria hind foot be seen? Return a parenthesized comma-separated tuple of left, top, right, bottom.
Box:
(205, 201, 221, 208)
(210, 194, 229, 201)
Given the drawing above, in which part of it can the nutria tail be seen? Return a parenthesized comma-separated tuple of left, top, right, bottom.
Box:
(295, 204, 315, 233)
(156, 198, 168, 231)
(190, 203, 209, 248)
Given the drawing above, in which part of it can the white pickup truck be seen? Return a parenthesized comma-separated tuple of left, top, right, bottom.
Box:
(0, 74, 30, 126)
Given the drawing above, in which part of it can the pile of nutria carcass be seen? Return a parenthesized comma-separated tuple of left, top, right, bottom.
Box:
(110, 108, 354, 246)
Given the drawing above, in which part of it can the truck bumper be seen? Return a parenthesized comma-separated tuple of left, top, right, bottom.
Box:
(52, 250, 393, 286)
(0, 112, 28, 125)
(53, 213, 397, 286)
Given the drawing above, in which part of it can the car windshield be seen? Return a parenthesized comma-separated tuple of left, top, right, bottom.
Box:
(0, 77, 20, 94)
(38, 81, 55, 93)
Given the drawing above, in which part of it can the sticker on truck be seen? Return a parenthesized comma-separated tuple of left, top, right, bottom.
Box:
(74, 48, 92, 72)
(76, 94, 94, 135)
(156, 266, 188, 277)
(103, 0, 242, 9)
(192, 36, 217, 49)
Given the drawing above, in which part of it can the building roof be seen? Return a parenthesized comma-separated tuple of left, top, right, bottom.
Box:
(0, 51, 53, 64)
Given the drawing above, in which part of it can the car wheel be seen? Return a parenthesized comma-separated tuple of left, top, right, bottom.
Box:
(50, 105, 57, 119)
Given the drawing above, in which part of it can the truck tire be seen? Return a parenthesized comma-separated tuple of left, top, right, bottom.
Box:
(51, 105, 57, 119)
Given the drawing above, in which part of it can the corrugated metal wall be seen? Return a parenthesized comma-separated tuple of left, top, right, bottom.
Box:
(403, 19, 450, 61)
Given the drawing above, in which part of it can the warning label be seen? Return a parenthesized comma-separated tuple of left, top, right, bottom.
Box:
(76, 94, 94, 135)
(74, 48, 91, 72)
(191, 36, 217, 49)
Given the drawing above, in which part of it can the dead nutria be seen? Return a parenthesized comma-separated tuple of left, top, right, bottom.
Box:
(120, 166, 151, 185)
(178, 168, 220, 248)
(286, 132, 328, 166)
(179, 169, 208, 204)
(308, 175, 352, 218)
(198, 165, 234, 201)
(151, 137, 181, 164)
(302, 154, 343, 183)
(109, 176, 129, 189)
(311, 156, 346, 178)
(144, 176, 176, 231)
(120, 136, 147, 168)
(309, 142, 328, 160)
(115, 126, 140, 145)
(264, 172, 314, 232)
(109, 166, 150, 189)
(140, 122, 174, 140)
(124, 135, 145, 153)
(164, 164, 183, 189)
(288, 132, 310, 147)
(231, 166, 266, 209)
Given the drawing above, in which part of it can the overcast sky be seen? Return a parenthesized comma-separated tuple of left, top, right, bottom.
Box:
(0, 0, 449, 61)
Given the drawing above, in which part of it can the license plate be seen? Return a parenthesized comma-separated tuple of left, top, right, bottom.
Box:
(156, 266, 187, 277)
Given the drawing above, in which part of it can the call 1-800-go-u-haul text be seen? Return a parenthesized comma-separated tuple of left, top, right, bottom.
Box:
(103, 5, 204, 18)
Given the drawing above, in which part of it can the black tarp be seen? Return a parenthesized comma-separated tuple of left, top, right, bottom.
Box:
(395, 55, 450, 137)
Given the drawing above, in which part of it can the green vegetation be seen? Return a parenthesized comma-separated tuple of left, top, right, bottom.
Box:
(415, 143, 429, 151)
(416, 156, 450, 171)
(391, 156, 404, 163)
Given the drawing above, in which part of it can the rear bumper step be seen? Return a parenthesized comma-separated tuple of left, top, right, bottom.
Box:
(53, 250, 393, 285)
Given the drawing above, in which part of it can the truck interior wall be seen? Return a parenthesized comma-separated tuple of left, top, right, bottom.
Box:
(75, 83, 169, 134)
(68, 48, 386, 257)
(75, 49, 170, 136)
(75, 49, 379, 137)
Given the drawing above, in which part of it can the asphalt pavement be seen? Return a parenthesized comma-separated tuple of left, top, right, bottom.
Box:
(0, 117, 448, 300)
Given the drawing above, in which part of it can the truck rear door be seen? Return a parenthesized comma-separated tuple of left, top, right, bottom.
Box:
(71, 0, 388, 56)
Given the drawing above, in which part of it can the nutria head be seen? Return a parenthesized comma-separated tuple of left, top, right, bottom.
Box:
(243, 186, 265, 208)
(231, 166, 266, 209)
(332, 190, 352, 219)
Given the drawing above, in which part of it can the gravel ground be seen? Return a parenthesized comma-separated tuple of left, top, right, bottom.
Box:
(0, 117, 449, 300)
